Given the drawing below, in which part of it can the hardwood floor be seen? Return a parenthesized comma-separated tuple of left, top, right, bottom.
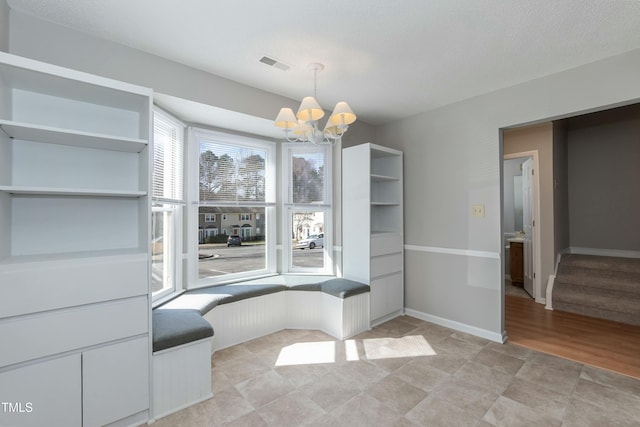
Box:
(505, 294, 640, 379)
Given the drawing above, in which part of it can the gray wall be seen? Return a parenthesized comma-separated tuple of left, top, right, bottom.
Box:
(553, 121, 570, 255)
(567, 106, 640, 251)
(0, 0, 9, 52)
(377, 49, 640, 338)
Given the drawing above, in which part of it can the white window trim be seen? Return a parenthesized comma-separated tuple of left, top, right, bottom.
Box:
(151, 203, 183, 302)
(281, 143, 333, 274)
(152, 107, 185, 304)
(187, 128, 276, 288)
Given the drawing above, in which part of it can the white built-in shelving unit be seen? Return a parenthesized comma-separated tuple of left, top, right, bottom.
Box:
(342, 143, 404, 325)
(0, 52, 152, 427)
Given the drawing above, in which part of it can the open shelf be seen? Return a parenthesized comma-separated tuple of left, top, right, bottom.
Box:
(343, 143, 404, 324)
(0, 185, 146, 198)
(0, 248, 148, 266)
(0, 120, 148, 153)
(0, 52, 151, 113)
(370, 173, 400, 182)
(0, 52, 152, 426)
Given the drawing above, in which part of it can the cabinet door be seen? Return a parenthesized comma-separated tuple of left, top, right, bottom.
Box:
(82, 337, 149, 427)
(386, 272, 404, 313)
(370, 273, 404, 322)
(510, 242, 524, 284)
(369, 278, 388, 321)
(0, 354, 81, 427)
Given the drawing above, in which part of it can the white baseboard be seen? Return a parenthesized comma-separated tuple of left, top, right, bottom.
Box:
(568, 247, 640, 259)
(371, 309, 404, 328)
(404, 308, 505, 343)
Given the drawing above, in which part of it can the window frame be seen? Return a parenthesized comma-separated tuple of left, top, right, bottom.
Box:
(151, 107, 185, 303)
(151, 203, 182, 301)
(187, 128, 276, 287)
(281, 143, 333, 274)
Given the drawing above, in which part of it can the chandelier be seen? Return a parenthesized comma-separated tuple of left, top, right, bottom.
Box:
(274, 63, 356, 144)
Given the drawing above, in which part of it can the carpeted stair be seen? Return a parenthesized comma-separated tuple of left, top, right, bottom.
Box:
(552, 254, 640, 326)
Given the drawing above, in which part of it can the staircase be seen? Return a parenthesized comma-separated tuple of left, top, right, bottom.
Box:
(552, 254, 640, 326)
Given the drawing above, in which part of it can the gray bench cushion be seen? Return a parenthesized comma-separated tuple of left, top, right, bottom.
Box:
(152, 277, 369, 351)
(152, 309, 214, 352)
(320, 278, 370, 298)
(158, 284, 287, 315)
(288, 278, 369, 298)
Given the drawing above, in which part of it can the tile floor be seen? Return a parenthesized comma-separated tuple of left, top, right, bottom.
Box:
(153, 316, 640, 427)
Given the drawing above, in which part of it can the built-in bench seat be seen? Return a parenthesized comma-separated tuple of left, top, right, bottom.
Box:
(152, 309, 214, 352)
(151, 276, 370, 420)
(156, 283, 288, 318)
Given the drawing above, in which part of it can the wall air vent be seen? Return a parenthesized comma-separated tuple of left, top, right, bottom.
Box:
(259, 56, 291, 71)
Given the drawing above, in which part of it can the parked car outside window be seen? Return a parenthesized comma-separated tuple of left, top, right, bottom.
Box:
(227, 235, 242, 246)
(295, 233, 324, 249)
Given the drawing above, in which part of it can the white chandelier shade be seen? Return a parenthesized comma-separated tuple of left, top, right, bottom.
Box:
(274, 63, 356, 144)
(297, 96, 325, 122)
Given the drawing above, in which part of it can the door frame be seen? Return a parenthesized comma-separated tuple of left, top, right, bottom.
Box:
(503, 150, 543, 302)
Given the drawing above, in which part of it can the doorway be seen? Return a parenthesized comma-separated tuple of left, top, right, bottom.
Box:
(503, 151, 541, 302)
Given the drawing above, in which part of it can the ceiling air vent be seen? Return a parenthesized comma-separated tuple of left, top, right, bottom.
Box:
(259, 56, 290, 71)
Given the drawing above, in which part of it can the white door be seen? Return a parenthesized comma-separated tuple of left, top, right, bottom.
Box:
(522, 158, 534, 297)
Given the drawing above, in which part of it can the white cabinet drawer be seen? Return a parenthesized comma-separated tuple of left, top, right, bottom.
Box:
(0, 296, 148, 367)
(0, 254, 148, 319)
(0, 354, 81, 427)
(83, 337, 149, 427)
(370, 253, 403, 278)
(370, 233, 402, 257)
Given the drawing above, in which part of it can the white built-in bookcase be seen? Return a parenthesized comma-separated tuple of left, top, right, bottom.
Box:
(343, 143, 404, 325)
(0, 52, 152, 427)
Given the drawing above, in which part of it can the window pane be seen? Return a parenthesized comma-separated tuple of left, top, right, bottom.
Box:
(199, 141, 266, 202)
(198, 206, 266, 278)
(291, 210, 325, 269)
(152, 206, 174, 297)
(292, 151, 325, 204)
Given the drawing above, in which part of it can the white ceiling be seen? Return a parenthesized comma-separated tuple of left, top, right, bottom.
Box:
(8, 0, 640, 125)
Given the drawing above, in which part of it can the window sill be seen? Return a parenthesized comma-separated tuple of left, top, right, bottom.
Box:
(152, 288, 186, 308)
